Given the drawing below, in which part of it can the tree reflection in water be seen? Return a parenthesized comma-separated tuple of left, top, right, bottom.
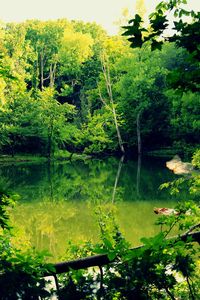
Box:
(0, 156, 183, 260)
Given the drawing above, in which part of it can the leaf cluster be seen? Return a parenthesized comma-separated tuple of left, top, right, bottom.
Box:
(122, 0, 200, 59)
(57, 200, 200, 299)
(0, 189, 55, 299)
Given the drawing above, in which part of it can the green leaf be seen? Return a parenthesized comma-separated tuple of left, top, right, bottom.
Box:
(108, 251, 116, 261)
(128, 37, 143, 48)
(150, 14, 168, 32)
(151, 40, 163, 51)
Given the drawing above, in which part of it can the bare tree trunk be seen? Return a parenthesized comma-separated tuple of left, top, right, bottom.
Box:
(136, 154, 141, 198)
(137, 111, 142, 155)
(47, 117, 54, 160)
(47, 130, 52, 160)
(100, 54, 125, 154)
(112, 104, 125, 154)
(40, 50, 44, 90)
(49, 62, 57, 88)
(112, 155, 124, 203)
(34, 51, 40, 90)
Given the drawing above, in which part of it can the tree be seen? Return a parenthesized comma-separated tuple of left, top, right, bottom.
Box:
(72, 21, 107, 120)
(99, 53, 125, 154)
(114, 48, 170, 153)
(123, 0, 199, 51)
(122, 0, 200, 152)
(58, 28, 94, 88)
(122, 0, 200, 91)
(36, 88, 76, 159)
(25, 20, 68, 90)
(85, 36, 131, 153)
(166, 89, 200, 145)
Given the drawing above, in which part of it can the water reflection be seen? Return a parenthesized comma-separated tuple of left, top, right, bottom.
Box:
(112, 155, 124, 203)
(0, 157, 177, 203)
(0, 156, 184, 260)
(136, 154, 141, 198)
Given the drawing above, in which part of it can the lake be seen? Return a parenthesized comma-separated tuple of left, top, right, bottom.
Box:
(0, 156, 183, 261)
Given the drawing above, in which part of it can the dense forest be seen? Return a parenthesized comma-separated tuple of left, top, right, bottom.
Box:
(0, 12, 199, 159)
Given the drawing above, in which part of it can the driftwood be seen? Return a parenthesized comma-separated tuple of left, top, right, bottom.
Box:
(45, 230, 200, 276)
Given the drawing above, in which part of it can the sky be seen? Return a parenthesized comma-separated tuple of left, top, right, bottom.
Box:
(0, 0, 200, 35)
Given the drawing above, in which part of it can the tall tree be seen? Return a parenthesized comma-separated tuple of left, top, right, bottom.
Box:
(25, 20, 67, 90)
(115, 48, 169, 152)
(99, 53, 125, 154)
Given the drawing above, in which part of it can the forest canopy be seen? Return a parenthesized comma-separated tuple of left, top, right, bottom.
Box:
(0, 15, 199, 158)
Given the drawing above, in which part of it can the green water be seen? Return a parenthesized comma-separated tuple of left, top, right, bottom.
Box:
(0, 156, 183, 261)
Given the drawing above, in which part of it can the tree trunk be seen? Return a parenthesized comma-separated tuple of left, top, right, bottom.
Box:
(136, 154, 141, 197)
(33, 53, 40, 90)
(40, 50, 44, 90)
(137, 111, 142, 155)
(101, 54, 125, 154)
(49, 62, 57, 88)
(111, 103, 125, 154)
(47, 118, 54, 160)
(47, 131, 52, 160)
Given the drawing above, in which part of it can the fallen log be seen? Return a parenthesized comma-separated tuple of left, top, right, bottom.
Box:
(45, 230, 200, 276)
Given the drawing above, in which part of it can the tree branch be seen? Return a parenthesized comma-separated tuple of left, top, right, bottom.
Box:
(44, 230, 200, 276)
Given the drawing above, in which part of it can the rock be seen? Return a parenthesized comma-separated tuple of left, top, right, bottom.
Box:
(166, 155, 181, 170)
(166, 155, 193, 175)
(153, 207, 191, 216)
(154, 207, 179, 216)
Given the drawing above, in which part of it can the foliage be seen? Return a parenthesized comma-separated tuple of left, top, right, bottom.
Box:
(0, 189, 17, 230)
(166, 90, 200, 145)
(58, 29, 94, 79)
(0, 16, 199, 156)
(0, 87, 76, 157)
(192, 149, 200, 169)
(0, 189, 55, 299)
(81, 109, 118, 154)
(36, 88, 76, 158)
(0, 176, 199, 299)
(0, 9, 200, 300)
(160, 148, 200, 200)
(52, 152, 200, 299)
(0, 236, 53, 299)
(114, 48, 170, 148)
(57, 201, 200, 299)
(122, 0, 200, 92)
(122, 0, 200, 53)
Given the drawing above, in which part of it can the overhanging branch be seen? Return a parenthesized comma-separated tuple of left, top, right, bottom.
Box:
(45, 230, 200, 276)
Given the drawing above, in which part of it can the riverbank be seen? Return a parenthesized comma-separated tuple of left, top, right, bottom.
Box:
(0, 144, 198, 166)
(0, 151, 91, 165)
(146, 145, 197, 159)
